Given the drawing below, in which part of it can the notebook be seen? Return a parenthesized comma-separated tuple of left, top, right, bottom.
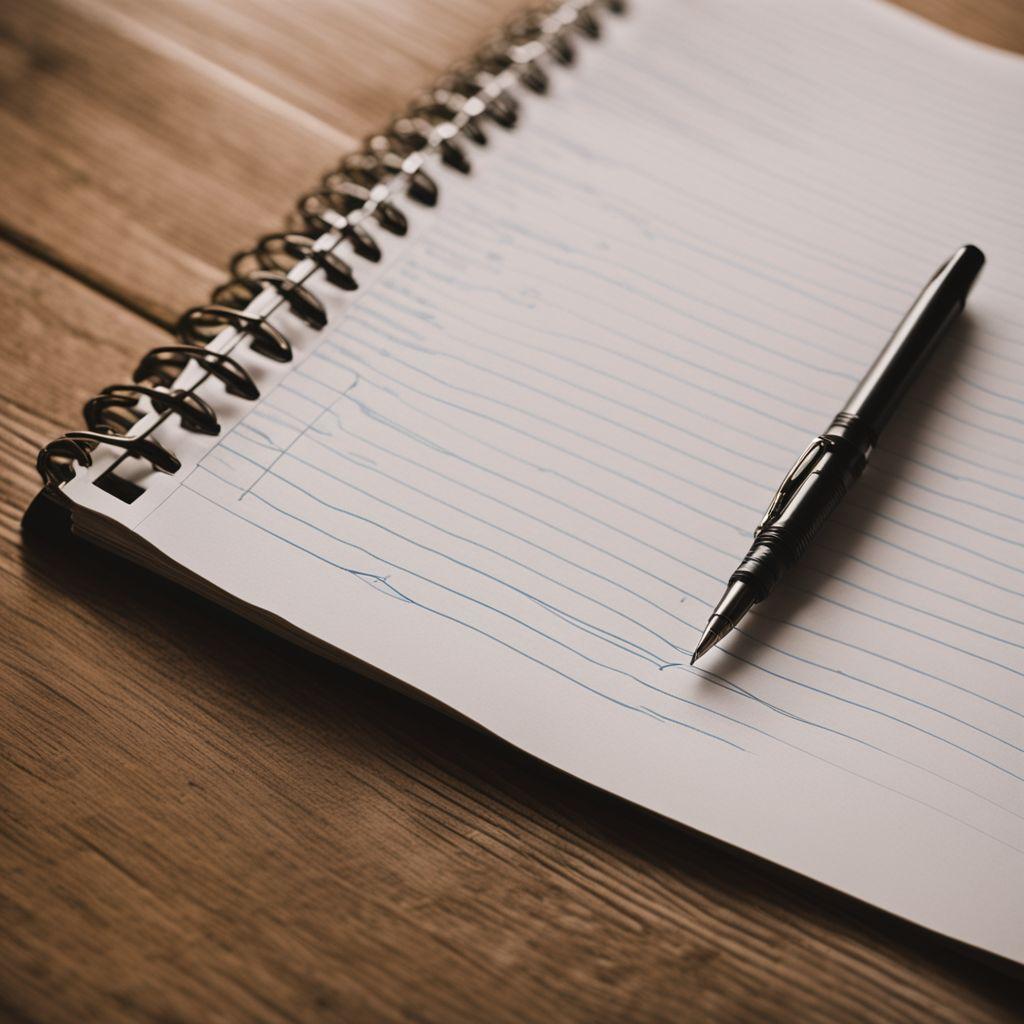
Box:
(30, 0, 1024, 964)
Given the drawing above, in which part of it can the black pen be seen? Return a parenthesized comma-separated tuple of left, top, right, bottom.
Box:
(691, 244, 985, 665)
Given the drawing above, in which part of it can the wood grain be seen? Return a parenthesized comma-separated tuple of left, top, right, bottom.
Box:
(2, 2, 1023, 1022)
(0, 0, 345, 324)
(93, 0, 527, 138)
(892, 0, 1024, 48)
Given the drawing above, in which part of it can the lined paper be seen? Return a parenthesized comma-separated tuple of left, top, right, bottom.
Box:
(67, 0, 1024, 960)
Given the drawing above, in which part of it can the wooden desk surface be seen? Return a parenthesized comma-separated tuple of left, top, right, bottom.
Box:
(2, 2, 1023, 1020)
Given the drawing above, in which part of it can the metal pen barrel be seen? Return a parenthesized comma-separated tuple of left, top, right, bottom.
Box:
(841, 243, 985, 440)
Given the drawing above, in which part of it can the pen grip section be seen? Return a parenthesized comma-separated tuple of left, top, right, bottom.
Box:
(733, 416, 871, 601)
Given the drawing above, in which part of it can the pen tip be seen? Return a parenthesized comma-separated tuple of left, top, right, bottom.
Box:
(691, 616, 729, 665)
(691, 581, 756, 666)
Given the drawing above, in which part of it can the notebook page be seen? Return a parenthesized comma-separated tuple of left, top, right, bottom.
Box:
(64, 0, 1024, 960)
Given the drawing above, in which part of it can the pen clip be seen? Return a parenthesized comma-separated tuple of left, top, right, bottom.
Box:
(755, 435, 834, 535)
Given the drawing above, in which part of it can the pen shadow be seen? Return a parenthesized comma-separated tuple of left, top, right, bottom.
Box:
(16, 501, 1024, 1016)
(696, 309, 990, 672)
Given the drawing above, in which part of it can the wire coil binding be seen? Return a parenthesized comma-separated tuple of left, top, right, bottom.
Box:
(37, 0, 625, 494)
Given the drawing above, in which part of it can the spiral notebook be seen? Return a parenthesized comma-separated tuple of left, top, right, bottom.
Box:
(30, 0, 1024, 963)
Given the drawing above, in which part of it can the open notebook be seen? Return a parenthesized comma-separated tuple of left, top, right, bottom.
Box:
(32, 0, 1024, 963)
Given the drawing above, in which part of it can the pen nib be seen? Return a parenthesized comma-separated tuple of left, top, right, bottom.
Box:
(690, 615, 732, 665)
(690, 579, 757, 665)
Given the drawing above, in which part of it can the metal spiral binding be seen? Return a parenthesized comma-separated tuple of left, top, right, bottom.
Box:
(37, 0, 625, 493)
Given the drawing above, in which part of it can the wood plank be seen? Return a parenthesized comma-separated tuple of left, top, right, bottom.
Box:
(87, 0, 527, 140)
(0, 0, 348, 325)
(0, 240, 160, 420)
(3, 248, 1024, 1023)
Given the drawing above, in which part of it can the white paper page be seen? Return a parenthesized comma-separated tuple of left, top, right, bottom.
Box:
(65, 0, 1024, 961)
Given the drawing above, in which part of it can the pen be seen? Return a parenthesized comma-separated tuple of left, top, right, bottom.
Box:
(691, 244, 985, 665)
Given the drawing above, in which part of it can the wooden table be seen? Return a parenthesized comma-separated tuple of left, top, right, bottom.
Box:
(2, 2, 1023, 1020)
